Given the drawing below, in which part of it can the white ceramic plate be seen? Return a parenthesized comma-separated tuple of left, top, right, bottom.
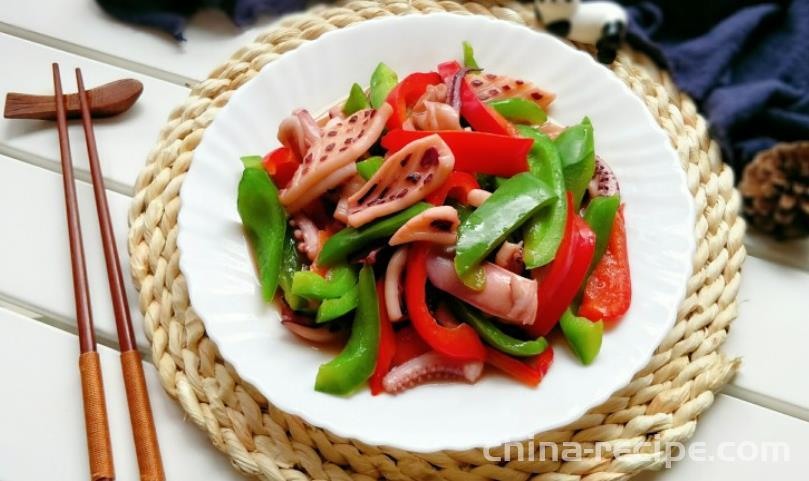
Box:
(178, 13, 695, 452)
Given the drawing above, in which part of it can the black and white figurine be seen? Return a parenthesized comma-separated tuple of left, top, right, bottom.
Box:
(534, 0, 627, 64)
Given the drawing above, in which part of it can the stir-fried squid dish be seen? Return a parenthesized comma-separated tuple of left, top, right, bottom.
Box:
(237, 43, 632, 396)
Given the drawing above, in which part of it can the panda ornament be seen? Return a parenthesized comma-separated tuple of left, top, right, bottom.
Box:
(534, 0, 627, 64)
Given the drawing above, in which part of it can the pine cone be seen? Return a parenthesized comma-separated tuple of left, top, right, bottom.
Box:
(740, 142, 809, 239)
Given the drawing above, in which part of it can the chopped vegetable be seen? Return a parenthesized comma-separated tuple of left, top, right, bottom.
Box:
(455, 173, 554, 277)
(262, 146, 300, 189)
(316, 286, 358, 323)
(582, 194, 620, 268)
(317, 203, 431, 266)
(462, 41, 479, 69)
(579, 207, 631, 326)
(426, 171, 480, 206)
(526, 193, 596, 337)
(279, 228, 307, 311)
(356, 156, 384, 181)
(237, 167, 286, 301)
(559, 309, 603, 365)
(458, 264, 486, 291)
(448, 299, 548, 357)
(438, 60, 517, 136)
(315, 265, 380, 395)
(517, 126, 567, 268)
(240, 155, 263, 169)
(391, 325, 431, 367)
(485, 345, 554, 387)
(291, 265, 357, 300)
(369, 62, 398, 109)
(381, 129, 533, 177)
(555, 117, 595, 209)
(369, 281, 396, 395)
(405, 243, 486, 361)
(489, 98, 547, 125)
(343, 83, 370, 115)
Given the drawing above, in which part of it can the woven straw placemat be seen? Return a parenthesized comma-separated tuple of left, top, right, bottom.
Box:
(128, 1, 745, 479)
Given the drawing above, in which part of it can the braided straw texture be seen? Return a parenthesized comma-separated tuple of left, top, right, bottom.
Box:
(128, 1, 745, 479)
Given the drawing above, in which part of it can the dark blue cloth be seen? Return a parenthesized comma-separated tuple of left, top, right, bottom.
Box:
(617, 0, 809, 172)
(96, 1, 305, 41)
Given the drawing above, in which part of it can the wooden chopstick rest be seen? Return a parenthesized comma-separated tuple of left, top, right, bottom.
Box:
(4, 78, 143, 120)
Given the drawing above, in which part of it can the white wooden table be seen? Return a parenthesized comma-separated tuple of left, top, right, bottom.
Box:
(1, 3, 808, 480)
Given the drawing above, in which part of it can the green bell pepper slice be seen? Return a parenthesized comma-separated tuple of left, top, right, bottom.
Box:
(489, 99, 547, 125)
(240, 155, 263, 169)
(463, 41, 479, 69)
(237, 167, 286, 302)
(291, 265, 357, 300)
(343, 82, 370, 116)
(315, 265, 380, 395)
(583, 194, 620, 268)
(448, 299, 548, 357)
(317, 202, 431, 266)
(356, 156, 384, 180)
(559, 308, 603, 365)
(279, 228, 309, 311)
(316, 285, 359, 323)
(517, 126, 568, 268)
(555, 117, 595, 210)
(459, 264, 487, 291)
(369, 63, 398, 109)
(454, 173, 554, 277)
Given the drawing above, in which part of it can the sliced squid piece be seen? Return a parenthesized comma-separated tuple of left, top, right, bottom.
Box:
(389, 206, 459, 246)
(588, 155, 620, 198)
(382, 351, 484, 394)
(333, 174, 367, 224)
(346, 134, 454, 227)
(284, 162, 357, 214)
(282, 321, 347, 344)
(406, 83, 461, 131)
(466, 188, 492, 207)
(280, 104, 392, 213)
(278, 109, 321, 159)
(495, 241, 524, 274)
(290, 213, 321, 262)
(468, 73, 556, 110)
(539, 120, 566, 140)
(410, 101, 462, 131)
(426, 253, 537, 326)
(384, 247, 408, 322)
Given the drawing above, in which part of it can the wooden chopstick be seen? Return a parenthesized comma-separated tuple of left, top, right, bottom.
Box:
(75, 68, 166, 481)
(52, 63, 116, 481)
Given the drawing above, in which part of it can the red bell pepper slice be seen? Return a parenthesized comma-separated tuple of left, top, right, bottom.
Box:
(405, 242, 487, 361)
(426, 171, 480, 205)
(437, 60, 516, 136)
(526, 192, 596, 337)
(460, 80, 517, 136)
(485, 345, 554, 387)
(263, 146, 299, 188)
(385, 71, 443, 130)
(381, 129, 531, 177)
(390, 325, 431, 367)
(369, 281, 396, 395)
(579, 206, 632, 326)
